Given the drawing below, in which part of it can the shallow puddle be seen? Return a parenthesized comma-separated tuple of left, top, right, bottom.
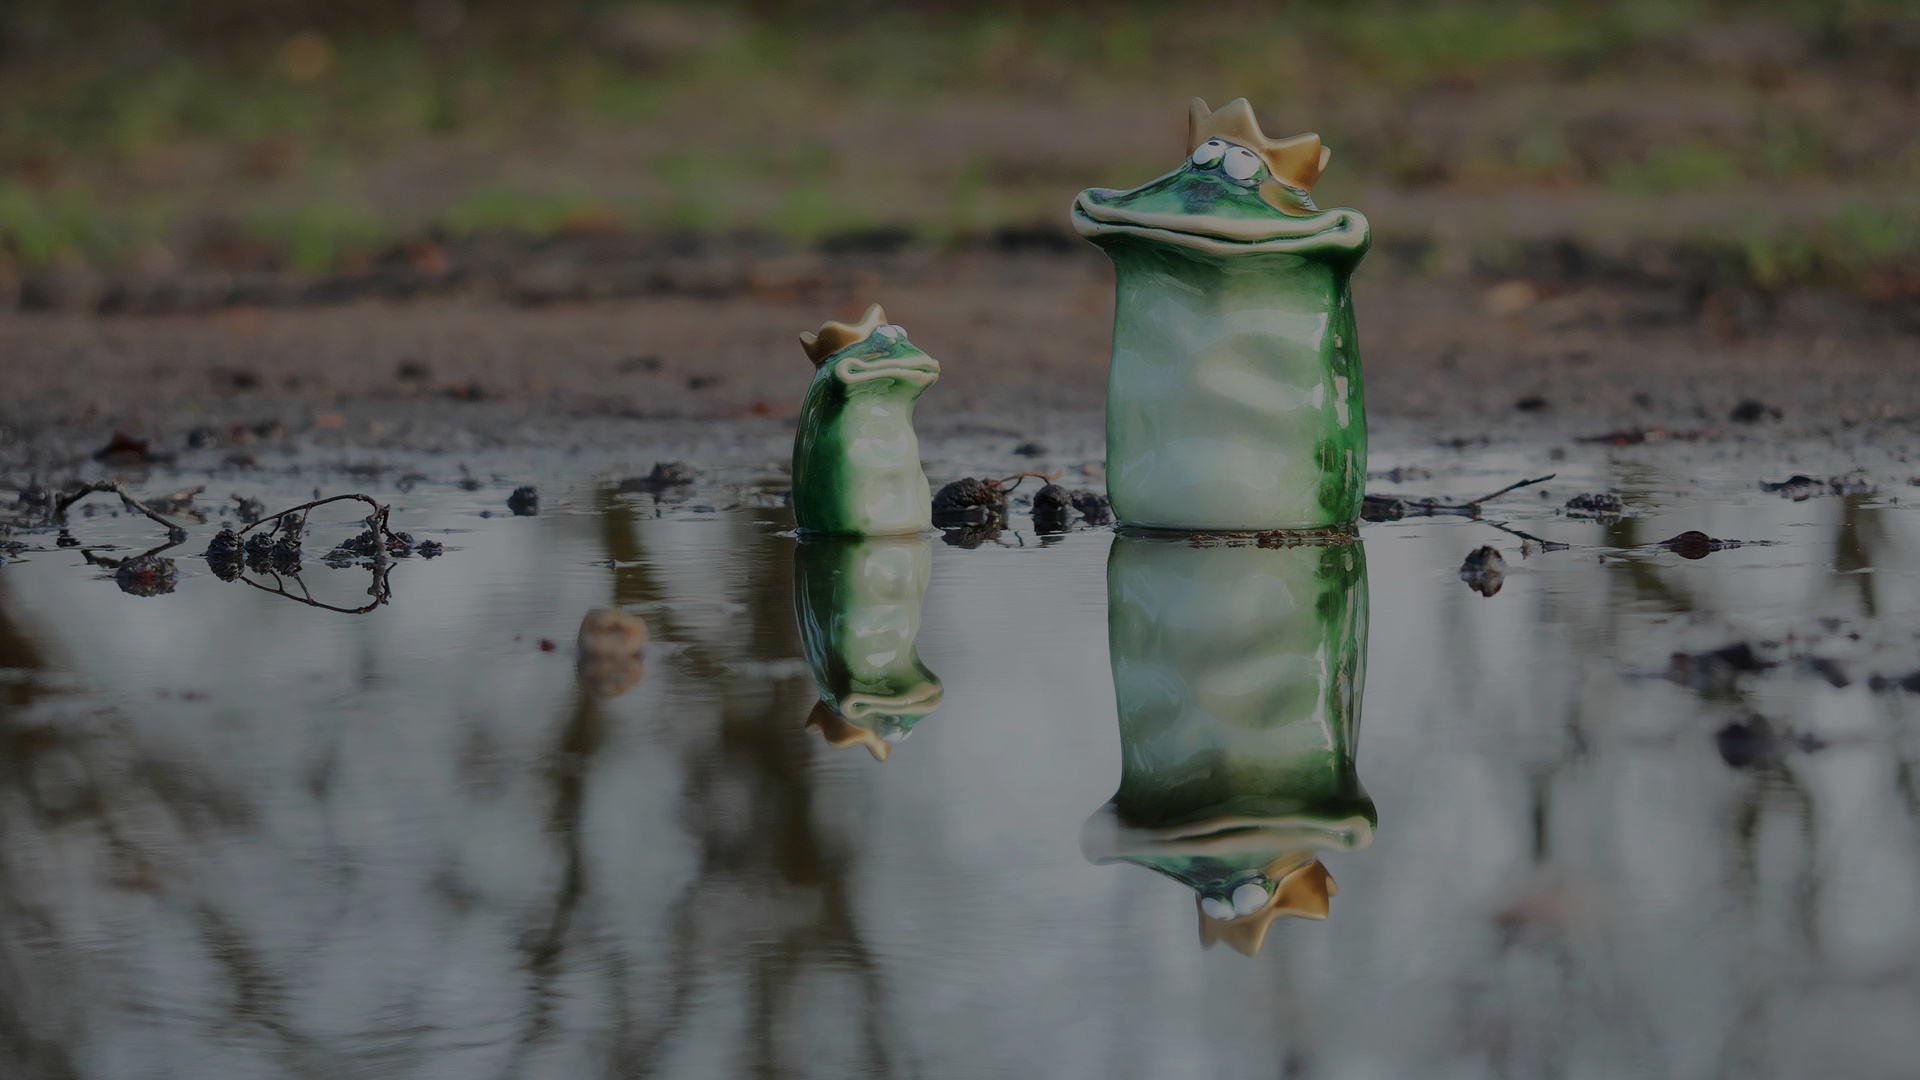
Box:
(3, 429, 1920, 1078)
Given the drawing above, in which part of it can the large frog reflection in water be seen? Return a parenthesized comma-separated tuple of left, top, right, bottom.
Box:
(793, 535, 943, 760)
(1083, 535, 1374, 955)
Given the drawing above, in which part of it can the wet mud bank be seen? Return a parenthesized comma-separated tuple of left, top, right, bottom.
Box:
(2, 249, 1917, 474)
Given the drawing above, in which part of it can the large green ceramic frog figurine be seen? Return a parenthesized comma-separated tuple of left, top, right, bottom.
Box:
(1072, 98, 1371, 531)
(1081, 535, 1374, 955)
(793, 534, 943, 761)
(792, 304, 940, 536)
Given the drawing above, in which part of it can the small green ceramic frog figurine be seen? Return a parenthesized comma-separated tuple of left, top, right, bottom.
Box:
(792, 303, 941, 536)
(1081, 535, 1374, 956)
(1072, 98, 1371, 531)
(793, 534, 943, 761)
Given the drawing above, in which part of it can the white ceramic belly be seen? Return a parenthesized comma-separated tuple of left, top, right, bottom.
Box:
(1103, 248, 1365, 531)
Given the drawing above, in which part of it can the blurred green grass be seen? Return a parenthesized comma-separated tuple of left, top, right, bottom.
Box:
(2, 0, 1918, 290)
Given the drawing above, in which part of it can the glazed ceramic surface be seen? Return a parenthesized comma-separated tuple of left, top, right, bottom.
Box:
(791, 304, 939, 536)
(1072, 98, 1371, 531)
(792, 534, 942, 760)
(1082, 535, 1373, 954)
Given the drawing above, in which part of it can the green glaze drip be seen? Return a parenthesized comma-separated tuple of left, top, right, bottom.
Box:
(791, 320, 938, 536)
(793, 534, 942, 758)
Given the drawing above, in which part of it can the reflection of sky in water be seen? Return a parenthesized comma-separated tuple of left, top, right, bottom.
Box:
(1, 436, 1919, 1078)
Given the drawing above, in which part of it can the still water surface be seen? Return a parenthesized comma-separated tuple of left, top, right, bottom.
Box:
(2, 432, 1919, 1079)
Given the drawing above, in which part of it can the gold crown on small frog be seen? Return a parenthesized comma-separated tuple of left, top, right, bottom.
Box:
(1188, 97, 1332, 192)
(800, 303, 887, 367)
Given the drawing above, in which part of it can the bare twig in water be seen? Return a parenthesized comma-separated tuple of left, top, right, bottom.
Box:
(237, 563, 395, 614)
(1465, 474, 1557, 507)
(1486, 520, 1571, 552)
(237, 492, 404, 552)
(1363, 473, 1556, 522)
(80, 538, 185, 568)
(146, 485, 206, 514)
(55, 480, 189, 541)
(991, 470, 1062, 495)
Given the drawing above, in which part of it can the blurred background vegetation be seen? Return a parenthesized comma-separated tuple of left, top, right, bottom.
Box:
(2, 0, 1917, 296)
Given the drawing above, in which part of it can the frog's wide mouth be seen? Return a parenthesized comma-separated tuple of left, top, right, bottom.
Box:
(1080, 803, 1375, 862)
(835, 351, 941, 388)
(1072, 189, 1368, 257)
(837, 681, 945, 721)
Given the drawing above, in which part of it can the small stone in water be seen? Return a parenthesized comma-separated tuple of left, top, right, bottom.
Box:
(1459, 546, 1507, 597)
(1729, 399, 1780, 423)
(1031, 484, 1075, 532)
(1069, 490, 1113, 525)
(617, 461, 698, 494)
(507, 486, 539, 515)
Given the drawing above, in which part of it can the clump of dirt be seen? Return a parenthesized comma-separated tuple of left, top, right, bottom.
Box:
(1030, 483, 1112, 532)
(1762, 474, 1876, 500)
(618, 461, 698, 495)
(1715, 715, 1824, 770)
(1657, 530, 1740, 559)
(93, 432, 170, 466)
(1667, 642, 1775, 693)
(929, 476, 1006, 522)
(1869, 671, 1920, 693)
(932, 477, 1007, 526)
(1565, 492, 1625, 518)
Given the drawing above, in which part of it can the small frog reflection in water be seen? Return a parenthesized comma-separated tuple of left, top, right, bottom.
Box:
(793, 535, 943, 760)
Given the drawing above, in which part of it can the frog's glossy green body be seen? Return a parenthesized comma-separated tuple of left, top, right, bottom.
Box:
(1073, 98, 1371, 531)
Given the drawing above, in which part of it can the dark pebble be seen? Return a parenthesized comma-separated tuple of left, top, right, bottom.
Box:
(1459, 546, 1507, 597)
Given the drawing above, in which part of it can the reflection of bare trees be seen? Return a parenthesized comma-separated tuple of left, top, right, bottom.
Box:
(506, 492, 906, 1076)
(0, 594, 83, 1080)
(1449, 463, 1920, 1077)
(0, 490, 912, 1078)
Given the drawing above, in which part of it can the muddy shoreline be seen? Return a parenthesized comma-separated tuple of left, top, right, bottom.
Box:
(3, 249, 1918, 476)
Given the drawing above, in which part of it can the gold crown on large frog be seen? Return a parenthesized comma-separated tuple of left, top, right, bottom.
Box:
(800, 303, 887, 367)
(1188, 97, 1332, 192)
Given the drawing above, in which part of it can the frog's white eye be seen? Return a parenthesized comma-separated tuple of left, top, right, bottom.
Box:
(1200, 896, 1235, 921)
(1231, 881, 1269, 916)
(1190, 139, 1227, 167)
(876, 324, 905, 341)
(1222, 146, 1262, 181)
